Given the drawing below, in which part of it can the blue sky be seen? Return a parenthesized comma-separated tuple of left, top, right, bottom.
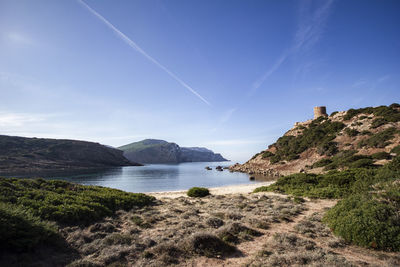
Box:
(0, 0, 399, 162)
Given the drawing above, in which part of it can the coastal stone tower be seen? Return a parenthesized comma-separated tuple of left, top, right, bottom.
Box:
(313, 106, 327, 119)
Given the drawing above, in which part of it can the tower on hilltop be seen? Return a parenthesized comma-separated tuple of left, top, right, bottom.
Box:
(314, 106, 327, 119)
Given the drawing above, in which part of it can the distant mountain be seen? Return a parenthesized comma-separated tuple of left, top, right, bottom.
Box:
(119, 139, 228, 164)
(0, 135, 141, 174)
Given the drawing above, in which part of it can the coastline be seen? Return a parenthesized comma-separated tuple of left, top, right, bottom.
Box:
(147, 181, 275, 198)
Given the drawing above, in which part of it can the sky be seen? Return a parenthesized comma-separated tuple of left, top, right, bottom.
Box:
(0, 0, 399, 162)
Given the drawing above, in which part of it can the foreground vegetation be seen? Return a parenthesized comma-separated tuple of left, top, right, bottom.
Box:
(254, 156, 400, 251)
(0, 178, 155, 253)
(0, 178, 155, 225)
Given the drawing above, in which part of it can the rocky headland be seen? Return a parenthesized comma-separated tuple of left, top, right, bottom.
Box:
(230, 104, 400, 177)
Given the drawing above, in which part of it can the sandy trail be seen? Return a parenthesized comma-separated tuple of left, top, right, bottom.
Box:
(148, 182, 275, 199)
(185, 197, 336, 267)
(185, 196, 398, 267)
(148, 183, 398, 267)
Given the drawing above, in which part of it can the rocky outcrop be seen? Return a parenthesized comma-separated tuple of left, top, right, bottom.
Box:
(119, 139, 228, 164)
(0, 135, 140, 174)
(231, 104, 400, 177)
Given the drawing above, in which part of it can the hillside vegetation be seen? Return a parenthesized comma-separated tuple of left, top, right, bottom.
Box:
(232, 103, 400, 176)
(254, 155, 400, 251)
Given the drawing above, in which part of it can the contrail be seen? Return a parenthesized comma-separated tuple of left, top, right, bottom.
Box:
(77, 0, 210, 106)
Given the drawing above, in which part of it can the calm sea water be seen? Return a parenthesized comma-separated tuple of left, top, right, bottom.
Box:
(29, 162, 265, 193)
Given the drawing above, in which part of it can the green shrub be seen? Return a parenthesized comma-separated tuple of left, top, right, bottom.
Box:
(342, 104, 400, 122)
(360, 130, 372, 135)
(261, 151, 274, 158)
(350, 158, 374, 168)
(358, 127, 397, 148)
(330, 111, 339, 116)
(0, 178, 155, 225)
(323, 192, 400, 251)
(184, 233, 236, 257)
(317, 141, 338, 156)
(269, 154, 281, 164)
(254, 161, 400, 199)
(371, 152, 391, 160)
(391, 145, 400, 155)
(319, 150, 374, 170)
(270, 119, 345, 161)
(187, 187, 210, 197)
(344, 128, 359, 137)
(371, 117, 388, 128)
(312, 158, 332, 168)
(251, 152, 262, 160)
(0, 202, 59, 251)
(389, 103, 400, 108)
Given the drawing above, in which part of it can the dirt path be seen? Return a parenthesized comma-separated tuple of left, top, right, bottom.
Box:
(185, 196, 336, 267)
(185, 194, 399, 267)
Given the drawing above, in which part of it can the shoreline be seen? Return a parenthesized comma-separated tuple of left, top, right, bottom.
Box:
(147, 181, 275, 198)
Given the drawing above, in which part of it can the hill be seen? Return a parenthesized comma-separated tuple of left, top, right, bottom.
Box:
(119, 139, 227, 164)
(0, 135, 141, 174)
(231, 103, 400, 176)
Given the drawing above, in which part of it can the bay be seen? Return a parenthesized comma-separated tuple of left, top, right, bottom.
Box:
(30, 162, 267, 193)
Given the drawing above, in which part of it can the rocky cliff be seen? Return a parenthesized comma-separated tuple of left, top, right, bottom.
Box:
(230, 104, 400, 176)
(0, 135, 140, 174)
(119, 139, 227, 164)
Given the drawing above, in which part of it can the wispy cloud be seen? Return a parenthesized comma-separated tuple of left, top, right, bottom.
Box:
(251, 52, 289, 93)
(77, 0, 210, 106)
(5, 32, 36, 46)
(294, 0, 334, 52)
(251, 0, 334, 93)
(0, 112, 47, 128)
(219, 108, 237, 124)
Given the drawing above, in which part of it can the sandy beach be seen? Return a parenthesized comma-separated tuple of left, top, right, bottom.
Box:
(147, 181, 275, 198)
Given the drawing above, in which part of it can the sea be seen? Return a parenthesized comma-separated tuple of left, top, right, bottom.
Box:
(14, 162, 271, 193)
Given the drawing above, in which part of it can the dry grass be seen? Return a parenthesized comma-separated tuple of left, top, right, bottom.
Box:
(245, 232, 353, 267)
(60, 193, 306, 266)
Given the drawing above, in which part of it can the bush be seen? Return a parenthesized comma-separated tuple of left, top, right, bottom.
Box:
(350, 158, 374, 168)
(316, 150, 373, 170)
(254, 161, 400, 199)
(391, 145, 400, 155)
(317, 141, 338, 156)
(371, 117, 388, 128)
(0, 178, 155, 225)
(344, 128, 359, 137)
(0, 202, 59, 251)
(270, 119, 345, 161)
(184, 233, 236, 257)
(187, 187, 210, 197)
(312, 158, 332, 168)
(217, 222, 261, 244)
(342, 104, 400, 122)
(261, 151, 274, 158)
(371, 152, 391, 160)
(323, 192, 400, 251)
(358, 127, 397, 148)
